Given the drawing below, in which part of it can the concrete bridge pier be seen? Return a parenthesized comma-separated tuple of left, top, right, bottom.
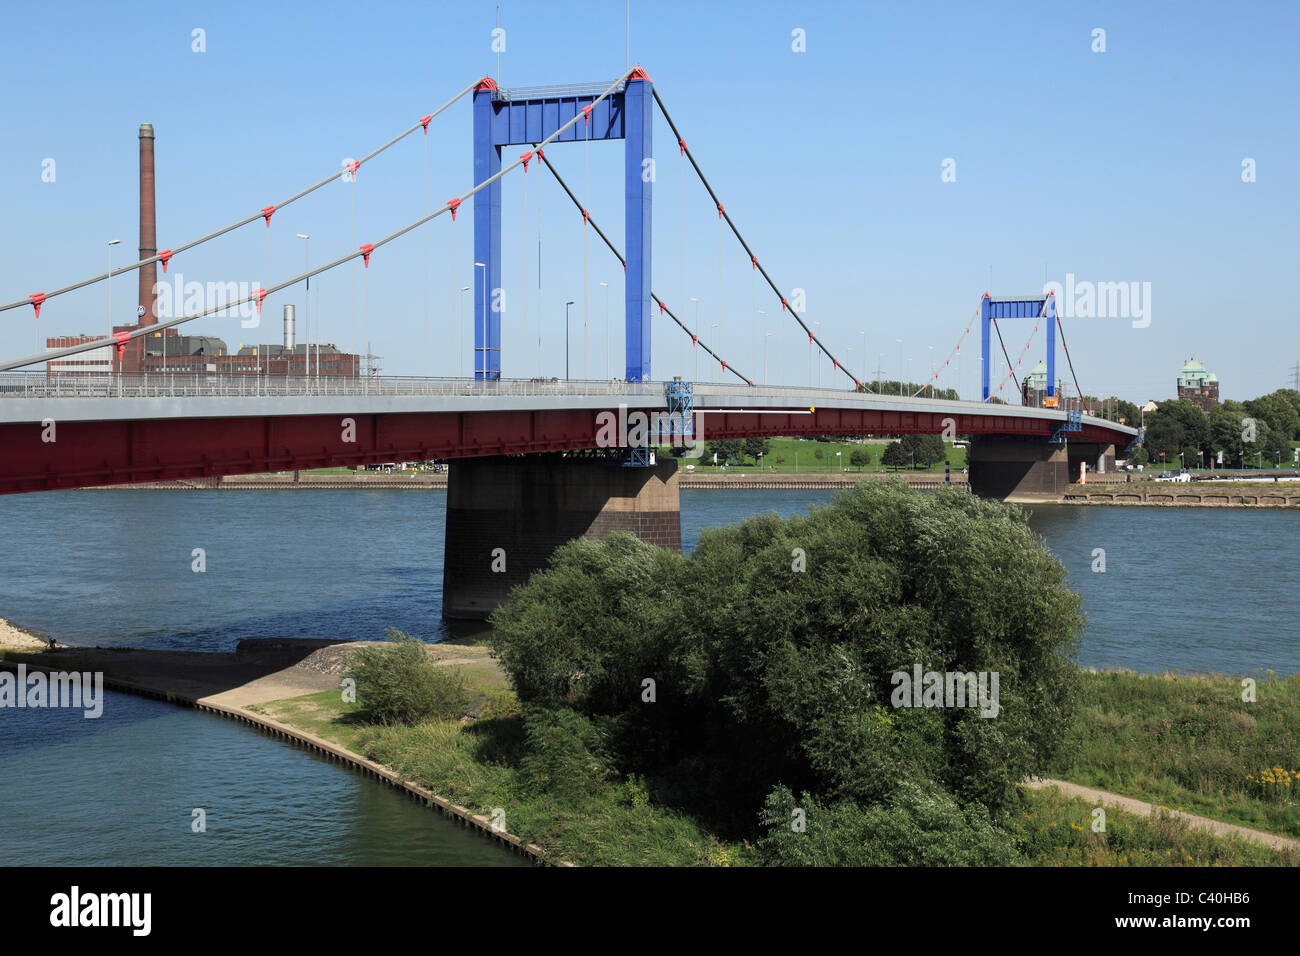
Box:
(968, 437, 1115, 501)
(442, 454, 681, 620)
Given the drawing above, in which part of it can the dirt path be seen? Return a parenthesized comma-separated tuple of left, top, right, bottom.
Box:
(1025, 778, 1300, 851)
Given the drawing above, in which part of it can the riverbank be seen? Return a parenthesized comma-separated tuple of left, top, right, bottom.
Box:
(0, 630, 550, 865)
(4, 622, 1296, 866)
(1063, 480, 1300, 508)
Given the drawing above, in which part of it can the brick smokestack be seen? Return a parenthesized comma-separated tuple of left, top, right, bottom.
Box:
(138, 123, 158, 327)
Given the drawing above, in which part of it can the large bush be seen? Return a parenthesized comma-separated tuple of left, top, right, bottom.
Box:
(345, 628, 467, 725)
(490, 482, 1083, 839)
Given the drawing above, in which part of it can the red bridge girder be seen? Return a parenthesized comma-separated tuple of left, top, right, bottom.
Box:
(0, 406, 1129, 495)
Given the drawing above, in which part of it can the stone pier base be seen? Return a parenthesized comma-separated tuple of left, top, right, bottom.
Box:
(969, 437, 1118, 501)
(442, 455, 681, 620)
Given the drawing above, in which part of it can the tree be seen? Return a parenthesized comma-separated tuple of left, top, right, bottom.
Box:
(850, 447, 872, 471)
(901, 433, 944, 469)
(881, 441, 909, 470)
(742, 437, 771, 465)
(491, 483, 1084, 839)
(704, 439, 742, 465)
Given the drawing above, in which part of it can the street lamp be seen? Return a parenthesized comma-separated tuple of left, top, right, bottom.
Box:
(763, 331, 774, 385)
(710, 323, 720, 382)
(106, 239, 122, 376)
(474, 262, 487, 380)
(600, 281, 609, 379)
(296, 234, 311, 380)
(458, 286, 470, 378)
(690, 297, 701, 382)
(565, 300, 575, 380)
(814, 321, 822, 387)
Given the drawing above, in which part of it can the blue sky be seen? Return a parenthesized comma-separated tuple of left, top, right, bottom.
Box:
(1, 0, 1296, 401)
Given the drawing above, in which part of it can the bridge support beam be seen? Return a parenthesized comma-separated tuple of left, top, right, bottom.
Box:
(968, 437, 1117, 500)
(442, 454, 681, 620)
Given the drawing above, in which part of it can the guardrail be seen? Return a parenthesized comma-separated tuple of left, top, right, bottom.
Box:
(0, 373, 660, 400)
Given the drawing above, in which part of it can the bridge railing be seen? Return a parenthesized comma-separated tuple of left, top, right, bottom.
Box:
(0, 372, 662, 400)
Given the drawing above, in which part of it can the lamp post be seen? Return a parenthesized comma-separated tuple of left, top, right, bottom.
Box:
(599, 281, 609, 379)
(458, 286, 470, 379)
(107, 239, 121, 370)
(565, 300, 575, 380)
(296, 234, 311, 381)
(474, 262, 487, 381)
(690, 297, 700, 382)
(710, 323, 719, 382)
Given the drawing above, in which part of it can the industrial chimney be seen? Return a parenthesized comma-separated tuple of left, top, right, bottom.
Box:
(138, 124, 158, 326)
(283, 304, 296, 351)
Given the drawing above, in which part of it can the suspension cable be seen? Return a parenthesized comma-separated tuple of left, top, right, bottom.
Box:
(912, 306, 978, 398)
(534, 147, 753, 386)
(3, 71, 636, 372)
(2, 80, 480, 317)
(653, 88, 858, 389)
(1056, 312, 1085, 402)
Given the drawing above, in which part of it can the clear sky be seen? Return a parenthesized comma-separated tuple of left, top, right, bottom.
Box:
(1, 0, 1296, 401)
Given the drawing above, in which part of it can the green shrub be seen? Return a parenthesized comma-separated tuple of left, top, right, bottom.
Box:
(345, 628, 467, 725)
(518, 706, 611, 799)
(754, 783, 1018, 866)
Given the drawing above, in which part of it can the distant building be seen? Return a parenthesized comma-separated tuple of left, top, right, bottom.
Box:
(1177, 358, 1219, 412)
(1021, 360, 1060, 408)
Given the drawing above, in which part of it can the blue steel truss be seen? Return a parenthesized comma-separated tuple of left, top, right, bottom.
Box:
(981, 294, 1056, 403)
(1049, 409, 1082, 444)
(473, 70, 653, 381)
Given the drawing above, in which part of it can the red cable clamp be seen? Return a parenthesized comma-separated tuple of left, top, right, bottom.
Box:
(261, 205, 276, 227)
(717, 203, 724, 218)
(581, 104, 593, 124)
(113, 330, 131, 361)
(748, 379, 754, 387)
(447, 198, 462, 220)
(536, 148, 544, 160)
(783, 298, 789, 313)
(29, 292, 46, 319)
(751, 255, 757, 270)
(420, 114, 432, 134)
(582, 209, 589, 225)
(659, 301, 665, 314)
(678, 137, 685, 155)
(691, 335, 698, 347)
(346, 160, 360, 179)
(360, 243, 374, 268)
(252, 288, 267, 315)
(721, 361, 727, 372)
(520, 150, 532, 171)
(808, 331, 813, 343)
(832, 358, 838, 371)
(159, 249, 173, 273)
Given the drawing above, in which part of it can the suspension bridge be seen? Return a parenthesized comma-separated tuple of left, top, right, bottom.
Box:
(0, 68, 1135, 617)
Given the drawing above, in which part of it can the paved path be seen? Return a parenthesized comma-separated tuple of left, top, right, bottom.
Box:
(1025, 778, 1300, 851)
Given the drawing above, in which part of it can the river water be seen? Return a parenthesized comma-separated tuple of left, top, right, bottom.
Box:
(1, 488, 1296, 864)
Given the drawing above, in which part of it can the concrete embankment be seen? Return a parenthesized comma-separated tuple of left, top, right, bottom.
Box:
(0, 629, 551, 865)
(1062, 482, 1300, 508)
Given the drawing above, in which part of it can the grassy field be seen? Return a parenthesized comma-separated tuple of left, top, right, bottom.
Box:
(660, 436, 969, 474)
(1047, 671, 1300, 839)
(251, 659, 1299, 866)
